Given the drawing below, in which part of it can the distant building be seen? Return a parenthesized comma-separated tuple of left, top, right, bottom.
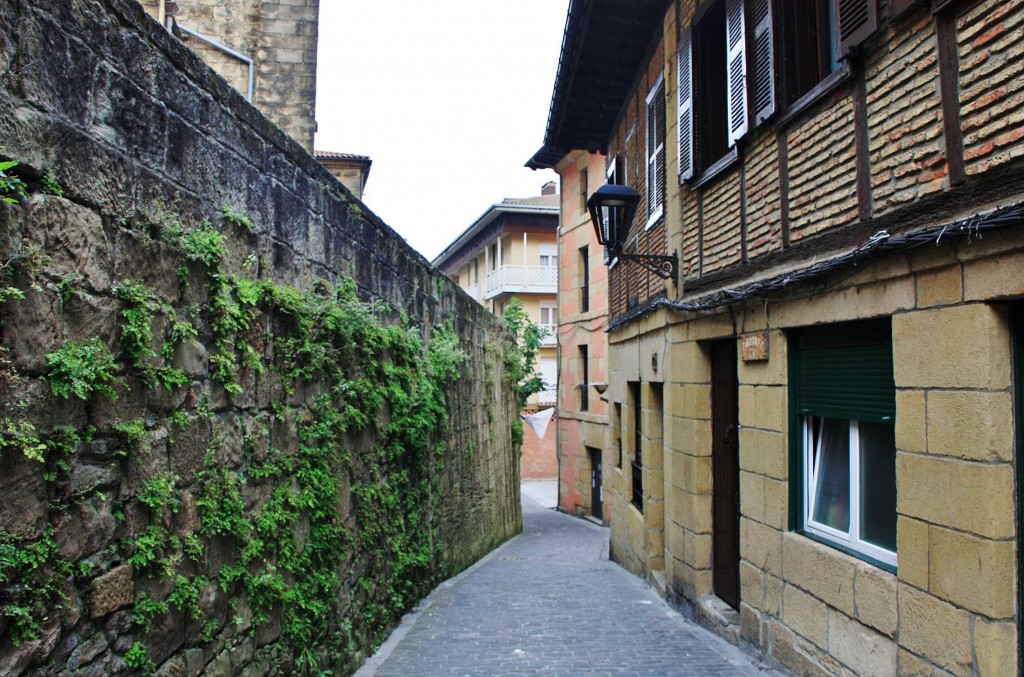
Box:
(315, 152, 372, 201)
(434, 184, 560, 480)
(551, 150, 611, 521)
(138, 0, 319, 153)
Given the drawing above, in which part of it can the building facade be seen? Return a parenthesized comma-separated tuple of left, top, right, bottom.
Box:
(315, 151, 372, 201)
(555, 150, 613, 520)
(139, 0, 319, 152)
(531, 0, 1024, 674)
(434, 186, 561, 480)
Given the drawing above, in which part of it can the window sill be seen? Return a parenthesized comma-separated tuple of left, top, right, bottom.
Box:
(645, 209, 664, 232)
(691, 147, 739, 190)
(776, 65, 852, 130)
(796, 530, 897, 575)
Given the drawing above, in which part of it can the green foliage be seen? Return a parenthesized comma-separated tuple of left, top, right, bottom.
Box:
(40, 172, 64, 198)
(0, 419, 45, 462)
(138, 472, 181, 516)
(163, 319, 198, 359)
(132, 594, 169, 631)
(112, 279, 190, 391)
(207, 275, 262, 394)
(0, 286, 25, 303)
(501, 298, 547, 408)
(39, 425, 86, 482)
(0, 159, 27, 203)
(113, 418, 146, 457)
(0, 530, 74, 646)
(57, 276, 81, 301)
(168, 573, 206, 620)
(124, 640, 156, 674)
(178, 221, 225, 269)
(45, 338, 119, 401)
(222, 205, 253, 231)
(113, 279, 158, 365)
(2, 200, 481, 669)
(196, 468, 248, 539)
(128, 525, 173, 570)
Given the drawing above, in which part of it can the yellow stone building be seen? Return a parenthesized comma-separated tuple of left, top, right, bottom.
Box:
(531, 0, 1024, 674)
(314, 151, 372, 201)
(138, 0, 319, 153)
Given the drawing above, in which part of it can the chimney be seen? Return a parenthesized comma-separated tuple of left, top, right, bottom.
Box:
(541, 181, 557, 196)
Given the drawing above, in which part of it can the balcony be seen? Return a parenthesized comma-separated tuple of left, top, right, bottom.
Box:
(536, 388, 557, 406)
(484, 265, 557, 299)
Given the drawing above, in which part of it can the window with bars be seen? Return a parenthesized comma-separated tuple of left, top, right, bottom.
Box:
(579, 345, 589, 412)
(580, 246, 590, 313)
(630, 381, 643, 512)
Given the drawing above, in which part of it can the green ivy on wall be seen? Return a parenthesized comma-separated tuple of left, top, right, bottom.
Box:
(0, 189, 491, 675)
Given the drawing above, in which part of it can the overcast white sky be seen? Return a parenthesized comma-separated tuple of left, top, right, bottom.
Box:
(313, 2, 570, 262)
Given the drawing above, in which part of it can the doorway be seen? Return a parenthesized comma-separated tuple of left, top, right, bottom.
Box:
(588, 446, 603, 520)
(710, 340, 740, 609)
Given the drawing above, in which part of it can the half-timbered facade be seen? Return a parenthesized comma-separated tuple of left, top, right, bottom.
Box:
(531, 0, 1024, 673)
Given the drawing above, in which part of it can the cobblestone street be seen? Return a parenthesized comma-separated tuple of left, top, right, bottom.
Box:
(356, 484, 785, 676)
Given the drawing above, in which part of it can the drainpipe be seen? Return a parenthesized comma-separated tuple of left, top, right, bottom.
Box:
(165, 15, 256, 102)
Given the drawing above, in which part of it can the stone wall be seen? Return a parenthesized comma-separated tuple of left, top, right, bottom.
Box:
(0, 0, 521, 674)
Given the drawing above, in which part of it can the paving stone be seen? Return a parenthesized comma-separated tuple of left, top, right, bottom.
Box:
(356, 492, 786, 677)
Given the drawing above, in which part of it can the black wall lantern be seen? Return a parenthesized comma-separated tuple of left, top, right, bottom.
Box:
(586, 184, 678, 283)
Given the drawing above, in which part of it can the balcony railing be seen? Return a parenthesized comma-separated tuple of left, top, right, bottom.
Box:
(484, 265, 557, 299)
(464, 284, 480, 301)
(536, 388, 557, 405)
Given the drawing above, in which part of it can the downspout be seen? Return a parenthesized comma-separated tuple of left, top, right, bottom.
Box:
(165, 17, 256, 102)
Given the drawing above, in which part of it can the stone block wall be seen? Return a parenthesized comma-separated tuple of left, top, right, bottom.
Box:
(0, 0, 521, 674)
(607, 223, 1024, 675)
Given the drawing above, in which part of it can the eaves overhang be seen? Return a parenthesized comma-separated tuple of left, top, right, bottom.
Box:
(527, 0, 673, 170)
(431, 202, 559, 271)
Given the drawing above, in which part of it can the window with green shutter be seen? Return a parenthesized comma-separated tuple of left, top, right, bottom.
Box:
(790, 318, 897, 568)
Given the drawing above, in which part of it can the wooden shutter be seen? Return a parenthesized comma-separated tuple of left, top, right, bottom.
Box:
(836, 0, 878, 58)
(646, 77, 666, 224)
(750, 0, 775, 124)
(725, 0, 748, 146)
(677, 30, 694, 183)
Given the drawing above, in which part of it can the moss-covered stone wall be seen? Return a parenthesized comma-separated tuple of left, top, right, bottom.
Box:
(0, 0, 522, 674)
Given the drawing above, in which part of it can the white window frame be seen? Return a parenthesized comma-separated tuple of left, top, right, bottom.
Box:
(802, 416, 897, 567)
(605, 159, 621, 267)
(539, 301, 558, 327)
(539, 243, 558, 270)
(644, 73, 666, 230)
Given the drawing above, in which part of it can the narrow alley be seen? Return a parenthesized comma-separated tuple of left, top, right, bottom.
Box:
(357, 484, 784, 677)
